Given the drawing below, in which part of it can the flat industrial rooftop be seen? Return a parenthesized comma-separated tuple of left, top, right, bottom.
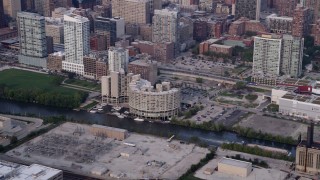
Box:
(6, 122, 209, 179)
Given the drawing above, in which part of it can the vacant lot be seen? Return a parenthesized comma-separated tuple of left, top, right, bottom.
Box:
(0, 69, 78, 95)
(237, 114, 307, 139)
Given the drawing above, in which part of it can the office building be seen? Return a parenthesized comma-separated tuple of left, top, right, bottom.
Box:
(3, 0, 21, 19)
(17, 12, 48, 68)
(152, 9, 180, 57)
(0, 161, 63, 180)
(281, 35, 304, 77)
(266, 14, 293, 34)
(112, 0, 151, 24)
(235, 0, 261, 20)
(292, 5, 312, 37)
(94, 16, 125, 47)
(296, 123, 320, 174)
(35, 0, 54, 17)
(128, 75, 180, 119)
(62, 14, 90, 75)
(53, 0, 72, 8)
(108, 47, 129, 72)
(47, 51, 64, 72)
(101, 71, 133, 104)
(90, 34, 107, 51)
(253, 34, 282, 77)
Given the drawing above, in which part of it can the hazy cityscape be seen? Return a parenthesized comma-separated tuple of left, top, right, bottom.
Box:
(0, 0, 319, 179)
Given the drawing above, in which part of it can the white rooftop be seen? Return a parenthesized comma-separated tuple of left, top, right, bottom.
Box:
(218, 157, 251, 168)
(8, 164, 62, 180)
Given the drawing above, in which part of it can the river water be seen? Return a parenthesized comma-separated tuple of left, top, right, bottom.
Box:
(0, 99, 296, 155)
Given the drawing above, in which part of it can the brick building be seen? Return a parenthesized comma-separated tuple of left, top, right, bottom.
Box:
(128, 54, 158, 84)
(209, 44, 233, 56)
(47, 52, 64, 72)
(90, 34, 107, 51)
(292, 5, 312, 37)
(83, 52, 108, 80)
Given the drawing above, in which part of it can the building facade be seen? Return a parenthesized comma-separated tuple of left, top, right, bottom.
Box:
(235, 0, 260, 20)
(112, 0, 150, 24)
(253, 34, 282, 77)
(266, 14, 293, 34)
(17, 12, 48, 68)
(94, 16, 125, 47)
(45, 23, 64, 44)
(281, 35, 303, 78)
(47, 51, 64, 72)
(128, 54, 158, 84)
(128, 75, 180, 119)
(108, 47, 129, 72)
(62, 14, 90, 75)
(3, 0, 21, 19)
(101, 71, 133, 104)
(34, 0, 54, 17)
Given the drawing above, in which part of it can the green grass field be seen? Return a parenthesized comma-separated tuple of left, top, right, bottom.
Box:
(0, 69, 80, 95)
(64, 79, 100, 90)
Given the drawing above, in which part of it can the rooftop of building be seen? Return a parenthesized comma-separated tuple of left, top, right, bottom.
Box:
(49, 51, 65, 57)
(0, 28, 17, 35)
(64, 14, 89, 23)
(266, 14, 293, 20)
(281, 92, 320, 105)
(91, 124, 128, 133)
(17, 12, 44, 20)
(0, 161, 62, 180)
(298, 140, 320, 150)
(209, 44, 232, 48)
(255, 34, 282, 39)
(129, 75, 179, 94)
(218, 157, 251, 168)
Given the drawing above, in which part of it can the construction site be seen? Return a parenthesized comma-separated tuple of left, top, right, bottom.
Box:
(6, 122, 209, 179)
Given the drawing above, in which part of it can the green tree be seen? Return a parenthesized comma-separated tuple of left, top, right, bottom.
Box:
(10, 136, 18, 144)
(234, 81, 246, 90)
(196, 78, 203, 83)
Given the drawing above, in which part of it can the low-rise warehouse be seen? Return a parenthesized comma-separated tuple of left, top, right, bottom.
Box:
(218, 157, 252, 177)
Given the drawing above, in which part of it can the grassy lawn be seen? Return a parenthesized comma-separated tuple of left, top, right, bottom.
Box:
(245, 94, 258, 101)
(267, 104, 279, 112)
(248, 87, 270, 93)
(65, 79, 100, 90)
(220, 91, 244, 99)
(82, 101, 99, 110)
(0, 69, 79, 95)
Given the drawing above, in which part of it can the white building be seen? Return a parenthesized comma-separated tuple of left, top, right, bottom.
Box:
(128, 74, 180, 119)
(108, 47, 129, 72)
(3, 0, 21, 19)
(253, 34, 282, 77)
(17, 12, 48, 68)
(253, 34, 303, 79)
(62, 14, 90, 75)
(101, 71, 133, 104)
(0, 161, 63, 180)
(152, 9, 180, 44)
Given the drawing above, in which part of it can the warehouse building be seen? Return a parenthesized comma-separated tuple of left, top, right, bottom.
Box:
(218, 157, 252, 177)
(90, 124, 128, 140)
(0, 161, 62, 180)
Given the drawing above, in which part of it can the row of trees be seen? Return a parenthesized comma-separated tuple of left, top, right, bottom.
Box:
(221, 143, 295, 162)
(232, 126, 297, 145)
(0, 85, 87, 109)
